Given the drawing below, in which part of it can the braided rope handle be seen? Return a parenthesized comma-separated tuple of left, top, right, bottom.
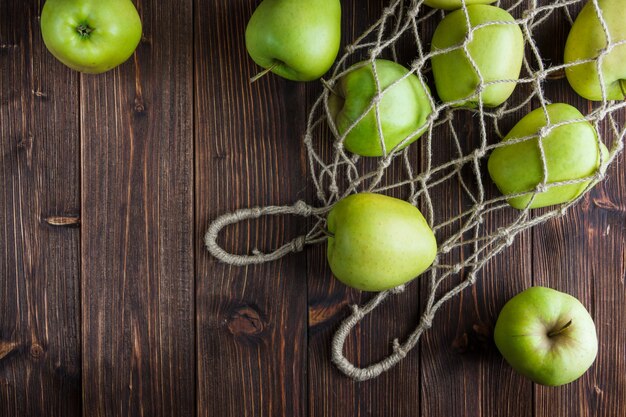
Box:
(204, 0, 626, 382)
(204, 200, 331, 266)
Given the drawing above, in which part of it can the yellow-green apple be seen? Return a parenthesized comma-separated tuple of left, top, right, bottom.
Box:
(564, 0, 626, 101)
(488, 103, 608, 209)
(328, 59, 432, 157)
(245, 0, 341, 82)
(430, 5, 524, 107)
(494, 286, 598, 386)
(41, 0, 142, 74)
(326, 193, 437, 292)
(423, 0, 495, 11)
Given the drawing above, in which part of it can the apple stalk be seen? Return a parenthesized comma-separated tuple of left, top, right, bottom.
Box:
(321, 78, 341, 98)
(249, 62, 279, 83)
(547, 319, 573, 337)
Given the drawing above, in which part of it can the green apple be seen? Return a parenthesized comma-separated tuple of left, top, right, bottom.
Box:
(245, 0, 341, 82)
(430, 5, 524, 107)
(488, 103, 608, 210)
(423, 0, 495, 11)
(328, 59, 432, 157)
(41, 0, 142, 74)
(494, 286, 598, 386)
(326, 193, 437, 292)
(564, 0, 626, 101)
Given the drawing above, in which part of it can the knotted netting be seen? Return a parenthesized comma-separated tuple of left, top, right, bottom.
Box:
(206, 0, 626, 381)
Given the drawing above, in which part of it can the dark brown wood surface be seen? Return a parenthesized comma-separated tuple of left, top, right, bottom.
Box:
(0, 1, 81, 416)
(80, 0, 195, 415)
(1, 1, 625, 416)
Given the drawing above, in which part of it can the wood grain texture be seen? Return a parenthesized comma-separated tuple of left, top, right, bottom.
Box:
(419, 1, 534, 415)
(531, 7, 626, 416)
(0, 0, 624, 416)
(80, 1, 195, 416)
(532, 141, 626, 417)
(307, 2, 432, 416)
(0, 0, 81, 416)
(418, 104, 534, 416)
(194, 1, 308, 416)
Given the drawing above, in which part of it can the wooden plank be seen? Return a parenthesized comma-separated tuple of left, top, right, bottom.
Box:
(306, 1, 431, 415)
(530, 4, 625, 415)
(584, 133, 626, 416)
(194, 1, 308, 416)
(79, 0, 195, 415)
(420, 1, 534, 415)
(307, 1, 376, 415)
(418, 113, 534, 416)
(532, 165, 626, 416)
(532, 79, 626, 417)
(0, 0, 81, 416)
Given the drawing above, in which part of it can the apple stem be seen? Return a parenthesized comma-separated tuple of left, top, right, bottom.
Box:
(546, 68, 565, 80)
(548, 319, 573, 337)
(321, 78, 340, 97)
(249, 62, 279, 83)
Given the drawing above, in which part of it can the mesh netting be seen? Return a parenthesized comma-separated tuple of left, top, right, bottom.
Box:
(206, 0, 626, 381)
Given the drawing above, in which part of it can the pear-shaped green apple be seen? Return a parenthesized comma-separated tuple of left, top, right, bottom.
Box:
(245, 0, 341, 82)
(423, 0, 495, 11)
(328, 60, 432, 157)
(326, 193, 437, 292)
(430, 5, 524, 107)
(41, 0, 142, 74)
(564, 0, 626, 101)
(494, 286, 598, 386)
(488, 103, 608, 210)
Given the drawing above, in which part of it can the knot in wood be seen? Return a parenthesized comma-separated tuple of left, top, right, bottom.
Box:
(31, 90, 47, 98)
(30, 343, 44, 359)
(227, 306, 266, 337)
(0, 341, 19, 360)
(134, 98, 146, 114)
(453, 323, 492, 354)
(44, 216, 80, 227)
(17, 134, 33, 150)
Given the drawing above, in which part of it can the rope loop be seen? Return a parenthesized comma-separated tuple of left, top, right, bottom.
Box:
(206, 0, 626, 381)
(204, 201, 325, 266)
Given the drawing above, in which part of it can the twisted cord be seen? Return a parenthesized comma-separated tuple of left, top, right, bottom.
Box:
(206, 0, 626, 380)
(204, 201, 330, 266)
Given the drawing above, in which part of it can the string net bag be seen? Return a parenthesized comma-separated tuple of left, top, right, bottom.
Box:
(205, 0, 626, 381)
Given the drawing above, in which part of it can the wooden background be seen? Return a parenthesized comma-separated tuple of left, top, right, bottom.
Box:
(1, 0, 625, 416)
